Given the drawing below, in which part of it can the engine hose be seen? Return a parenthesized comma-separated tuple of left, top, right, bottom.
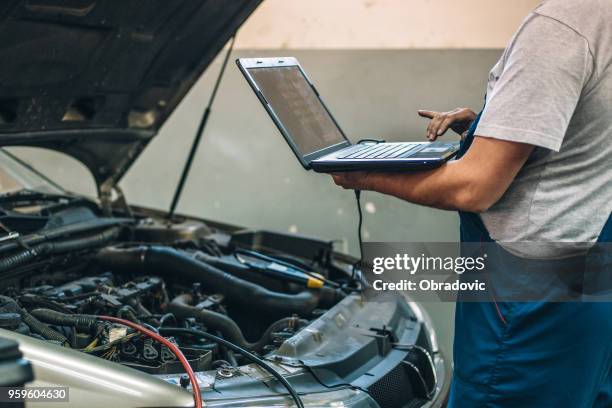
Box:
(168, 293, 307, 352)
(193, 251, 343, 305)
(0, 251, 37, 272)
(0, 227, 121, 273)
(29, 309, 99, 333)
(96, 246, 333, 314)
(0, 296, 70, 346)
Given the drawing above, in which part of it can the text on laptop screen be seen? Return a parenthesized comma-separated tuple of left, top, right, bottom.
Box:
(247, 66, 346, 156)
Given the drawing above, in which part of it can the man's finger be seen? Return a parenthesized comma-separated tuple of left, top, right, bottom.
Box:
(427, 122, 439, 140)
(332, 173, 354, 189)
(426, 121, 434, 139)
(429, 116, 445, 140)
(437, 117, 454, 136)
(418, 110, 437, 119)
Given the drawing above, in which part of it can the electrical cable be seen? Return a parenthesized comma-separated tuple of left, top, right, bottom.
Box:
(81, 333, 140, 353)
(98, 316, 202, 408)
(351, 189, 363, 283)
(159, 327, 305, 408)
(349, 138, 385, 285)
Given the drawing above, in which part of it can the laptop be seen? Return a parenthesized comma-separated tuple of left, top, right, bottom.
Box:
(236, 57, 459, 173)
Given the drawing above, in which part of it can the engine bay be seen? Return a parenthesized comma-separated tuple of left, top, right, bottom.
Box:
(0, 195, 443, 408)
(0, 201, 350, 377)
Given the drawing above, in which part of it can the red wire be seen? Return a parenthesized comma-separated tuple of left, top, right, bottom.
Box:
(98, 316, 202, 408)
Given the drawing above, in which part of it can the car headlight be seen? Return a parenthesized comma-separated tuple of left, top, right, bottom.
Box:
(201, 387, 379, 407)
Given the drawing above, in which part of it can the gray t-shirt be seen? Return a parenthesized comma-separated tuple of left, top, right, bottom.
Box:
(476, 0, 612, 258)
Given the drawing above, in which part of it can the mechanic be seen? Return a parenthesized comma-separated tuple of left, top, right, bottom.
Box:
(331, 1, 612, 407)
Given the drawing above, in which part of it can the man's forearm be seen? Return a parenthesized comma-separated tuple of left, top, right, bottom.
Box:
(362, 161, 482, 212)
(356, 137, 535, 212)
(332, 137, 534, 212)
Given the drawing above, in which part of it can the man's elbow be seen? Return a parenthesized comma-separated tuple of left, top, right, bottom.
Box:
(453, 186, 499, 214)
(445, 136, 533, 213)
(463, 200, 492, 214)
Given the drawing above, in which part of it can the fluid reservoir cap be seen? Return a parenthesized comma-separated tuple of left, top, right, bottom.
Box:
(179, 374, 191, 388)
(0, 312, 21, 329)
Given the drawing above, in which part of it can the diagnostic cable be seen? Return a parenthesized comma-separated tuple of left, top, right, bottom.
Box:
(350, 138, 386, 284)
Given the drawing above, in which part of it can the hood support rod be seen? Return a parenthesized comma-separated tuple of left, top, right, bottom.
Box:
(168, 35, 236, 219)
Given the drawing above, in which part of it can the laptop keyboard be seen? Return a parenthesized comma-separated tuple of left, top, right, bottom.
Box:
(338, 143, 422, 160)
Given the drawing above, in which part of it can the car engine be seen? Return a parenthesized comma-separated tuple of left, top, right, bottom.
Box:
(0, 198, 444, 408)
(0, 204, 347, 377)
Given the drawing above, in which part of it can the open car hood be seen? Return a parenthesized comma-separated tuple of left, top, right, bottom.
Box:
(0, 0, 262, 191)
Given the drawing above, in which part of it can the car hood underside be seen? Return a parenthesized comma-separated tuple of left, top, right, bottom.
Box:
(0, 0, 262, 188)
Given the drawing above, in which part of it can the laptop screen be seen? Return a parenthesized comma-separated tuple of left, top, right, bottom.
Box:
(247, 65, 346, 156)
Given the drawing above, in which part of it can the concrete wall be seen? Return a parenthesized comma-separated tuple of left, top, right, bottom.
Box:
(236, 0, 541, 49)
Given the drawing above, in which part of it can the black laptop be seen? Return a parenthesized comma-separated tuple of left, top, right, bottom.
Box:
(237, 57, 459, 173)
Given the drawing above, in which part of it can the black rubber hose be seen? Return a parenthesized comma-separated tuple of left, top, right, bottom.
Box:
(96, 246, 322, 314)
(0, 251, 37, 272)
(29, 309, 98, 333)
(193, 251, 343, 306)
(0, 297, 69, 346)
(168, 293, 306, 352)
(21, 313, 70, 346)
(51, 227, 121, 253)
(0, 227, 121, 273)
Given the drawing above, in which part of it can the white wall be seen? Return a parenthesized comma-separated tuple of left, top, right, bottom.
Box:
(236, 0, 542, 49)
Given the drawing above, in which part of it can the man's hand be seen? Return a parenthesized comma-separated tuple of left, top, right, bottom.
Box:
(418, 108, 477, 140)
(331, 172, 372, 190)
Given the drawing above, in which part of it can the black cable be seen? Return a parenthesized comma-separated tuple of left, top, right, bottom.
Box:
(351, 190, 363, 282)
(159, 327, 305, 408)
(348, 138, 384, 285)
(168, 34, 237, 218)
